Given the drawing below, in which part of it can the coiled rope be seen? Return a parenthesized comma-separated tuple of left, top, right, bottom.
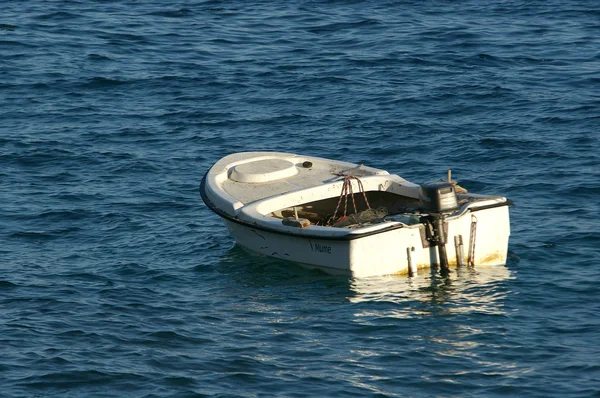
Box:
(328, 165, 371, 225)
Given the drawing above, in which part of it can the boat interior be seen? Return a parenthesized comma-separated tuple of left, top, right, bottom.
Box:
(268, 190, 423, 227)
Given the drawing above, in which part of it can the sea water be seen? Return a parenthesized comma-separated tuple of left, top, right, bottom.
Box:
(1, 1, 599, 396)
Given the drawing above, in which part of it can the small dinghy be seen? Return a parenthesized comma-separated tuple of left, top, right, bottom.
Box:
(200, 152, 511, 278)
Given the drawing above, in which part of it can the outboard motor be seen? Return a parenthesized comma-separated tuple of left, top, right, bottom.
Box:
(418, 182, 459, 276)
(419, 182, 458, 213)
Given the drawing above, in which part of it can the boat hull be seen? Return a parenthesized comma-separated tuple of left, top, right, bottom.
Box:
(221, 204, 509, 278)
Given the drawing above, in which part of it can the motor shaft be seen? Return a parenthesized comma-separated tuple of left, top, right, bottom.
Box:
(434, 216, 450, 275)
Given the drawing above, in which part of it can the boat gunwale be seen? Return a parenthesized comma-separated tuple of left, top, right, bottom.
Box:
(199, 172, 512, 242)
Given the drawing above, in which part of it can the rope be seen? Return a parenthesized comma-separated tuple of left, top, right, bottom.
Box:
(328, 165, 371, 225)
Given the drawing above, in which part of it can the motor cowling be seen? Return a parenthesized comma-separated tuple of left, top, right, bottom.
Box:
(419, 182, 458, 214)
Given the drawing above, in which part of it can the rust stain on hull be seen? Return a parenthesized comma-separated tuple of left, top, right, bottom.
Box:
(390, 251, 506, 276)
(478, 251, 506, 265)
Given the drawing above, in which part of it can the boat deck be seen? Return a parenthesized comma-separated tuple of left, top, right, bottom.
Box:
(212, 152, 390, 205)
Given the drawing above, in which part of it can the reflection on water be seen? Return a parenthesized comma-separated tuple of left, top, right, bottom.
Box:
(345, 265, 524, 385)
(347, 265, 513, 317)
(216, 247, 526, 381)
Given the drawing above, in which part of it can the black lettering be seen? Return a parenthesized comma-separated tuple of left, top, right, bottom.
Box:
(314, 243, 332, 254)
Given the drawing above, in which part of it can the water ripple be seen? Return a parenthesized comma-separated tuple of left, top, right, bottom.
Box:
(2, 0, 599, 396)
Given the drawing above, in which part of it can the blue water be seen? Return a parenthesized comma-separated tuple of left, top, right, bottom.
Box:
(2, 1, 599, 396)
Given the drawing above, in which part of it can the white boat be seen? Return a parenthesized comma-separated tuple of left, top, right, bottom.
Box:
(200, 151, 511, 278)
